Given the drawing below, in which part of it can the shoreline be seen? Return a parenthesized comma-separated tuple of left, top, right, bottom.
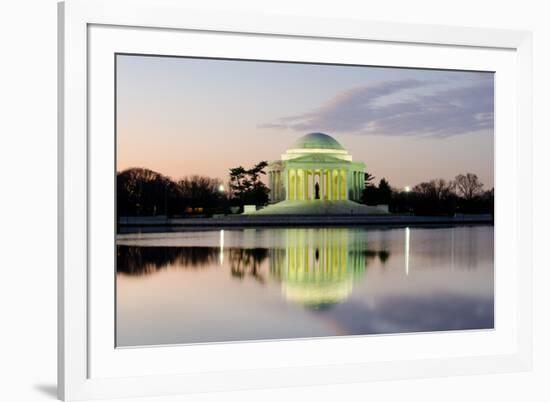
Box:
(118, 214, 494, 230)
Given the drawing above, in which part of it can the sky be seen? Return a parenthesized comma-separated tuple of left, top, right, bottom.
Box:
(116, 55, 494, 190)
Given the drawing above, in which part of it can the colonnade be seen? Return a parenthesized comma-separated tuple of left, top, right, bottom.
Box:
(350, 170, 364, 201)
(269, 168, 364, 202)
(268, 171, 285, 202)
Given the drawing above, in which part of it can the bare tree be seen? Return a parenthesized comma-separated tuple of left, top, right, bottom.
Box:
(177, 175, 222, 207)
(117, 167, 176, 216)
(454, 173, 484, 200)
(413, 178, 454, 201)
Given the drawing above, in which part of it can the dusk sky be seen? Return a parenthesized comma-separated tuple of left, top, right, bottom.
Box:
(116, 55, 494, 189)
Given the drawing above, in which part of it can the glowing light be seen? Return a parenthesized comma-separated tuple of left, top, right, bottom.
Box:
(405, 227, 410, 275)
(404, 186, 411, 193)
(218, 184, 225, 192)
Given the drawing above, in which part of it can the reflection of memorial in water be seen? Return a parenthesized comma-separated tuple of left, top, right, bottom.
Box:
(269, 228, 376, 309)
(117, 228, 391, 310)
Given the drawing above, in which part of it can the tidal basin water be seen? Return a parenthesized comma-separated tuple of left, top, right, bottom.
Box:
(116, 225, 493, 347)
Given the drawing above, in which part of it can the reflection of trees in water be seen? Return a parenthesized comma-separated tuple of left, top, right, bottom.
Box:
(117, 245, 269, 280)
(228, 248, 268, 284)
(362, 249, 390, 265)
(117, 245, 220, 275)
(117, 228, 392, 301)
(378, 250, 390, 264)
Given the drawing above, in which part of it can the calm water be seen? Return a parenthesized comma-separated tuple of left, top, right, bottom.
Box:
(116, 225, 494, 347)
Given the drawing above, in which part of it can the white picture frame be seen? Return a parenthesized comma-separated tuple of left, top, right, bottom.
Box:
(58, 0, 533, 400)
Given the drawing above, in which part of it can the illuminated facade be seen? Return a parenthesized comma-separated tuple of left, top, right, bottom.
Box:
(267, 133, 366, 203)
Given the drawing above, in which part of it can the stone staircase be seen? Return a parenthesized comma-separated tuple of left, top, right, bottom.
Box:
(247, 200, 389, 215)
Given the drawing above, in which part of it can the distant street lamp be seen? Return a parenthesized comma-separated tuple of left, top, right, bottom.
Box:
(218, 184, 225, 193)
(403, 186, 412, 214)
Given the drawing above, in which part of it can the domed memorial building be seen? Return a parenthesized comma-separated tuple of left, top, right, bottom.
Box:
(253, 133, 387, 215)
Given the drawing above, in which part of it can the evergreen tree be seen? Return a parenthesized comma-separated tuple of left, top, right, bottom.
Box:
(229, 161, 270, 206)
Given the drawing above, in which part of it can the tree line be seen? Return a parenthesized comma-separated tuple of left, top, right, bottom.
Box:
(363, 172, 494, 215)
(117, 165, 493, 217)
(117, 168, 224, 217)
(117, 162, 270, 217)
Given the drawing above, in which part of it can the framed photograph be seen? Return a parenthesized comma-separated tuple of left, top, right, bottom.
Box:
(58, 0, 533, 400)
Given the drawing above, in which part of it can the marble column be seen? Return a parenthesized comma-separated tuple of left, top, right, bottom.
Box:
(338, 170, 343, 200)
(300, 169, 304, 200)
(357, 171, 361, 200)
(277, 171, 281, 201)
(285, 169, 290, 200)
(304, 170, 309, 200)
(279, 171, 282, 201)
(351, 171, 355, 200)
(353, 171, 357, 200)
(357, 171, 360, 199)
(323, 171, 326, 200)
(327, 170, 332, 200)
(290, 170, 294, 200)
(273, 171, 278, 201)
(294, 169, 300, 201)
(354, 171, 357, 199)
(358, 172, 361, 198)
(333, 170, 338, 200)
(288, 170, 292, 200)
(298, 170, 303, 200)
(355, 171, 358, 200)
(341, 170, 346, 200)
(275, 171, 279, 201)
(276, 171, 279, 201)
(274, 171, 278, 201)
(296, 170, 300, 200)
(337, 170, 341, 200)
(332, 171, 336, 201)
(319, 170, 325, 200)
